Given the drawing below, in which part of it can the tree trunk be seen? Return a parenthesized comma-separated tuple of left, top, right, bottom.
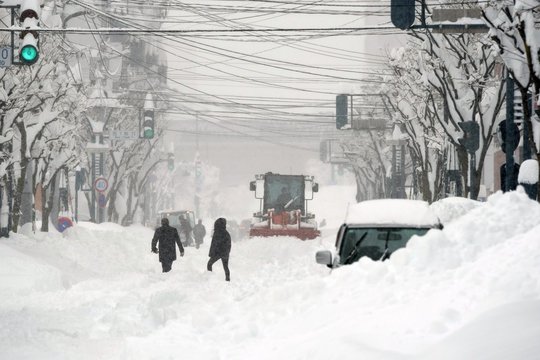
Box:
(11, 165, 27, 233)
(107, 188, 117, 222)
(40, 184, 50, 232)
(420, 167, 433, 202)
(122, 175, 136, 226)
(457, 147, 469, 198)
(41, 172, 57, 232)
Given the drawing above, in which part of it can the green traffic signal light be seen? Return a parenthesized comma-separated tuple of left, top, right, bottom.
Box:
(143, 128, 154, 139)
(20, 44, 38, 64)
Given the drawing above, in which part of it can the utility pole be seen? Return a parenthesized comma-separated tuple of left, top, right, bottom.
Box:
(195, 113, 201, 218)
(196, 112, 199, 152)
(503, 75, 519, 191)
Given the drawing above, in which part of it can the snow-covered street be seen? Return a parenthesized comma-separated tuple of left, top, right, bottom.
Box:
(2, 188, 540, 360)
(2, 1, 540, 359)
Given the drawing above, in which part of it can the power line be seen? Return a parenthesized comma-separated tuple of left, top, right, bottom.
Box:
(0, 25, 398, 35)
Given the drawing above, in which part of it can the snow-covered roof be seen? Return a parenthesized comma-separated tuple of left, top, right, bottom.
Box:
(345, 199, 441, 228)
(158, 209, 193, 214)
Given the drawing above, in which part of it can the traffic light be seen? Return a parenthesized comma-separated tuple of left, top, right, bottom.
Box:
(167, 153, 174, 171)
(142, 109, 154, 139)
(336, 94, 348, 129)
(391, 0, 416, 30)
(19, 0, 40, 65)
(457, 121, 480, 153)
(497, 120, 519, 154)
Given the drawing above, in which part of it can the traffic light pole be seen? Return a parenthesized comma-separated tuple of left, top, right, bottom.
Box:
(469, 153, 476, 198)
(523, 92, 532, 161)
(505, 75, 517, 191)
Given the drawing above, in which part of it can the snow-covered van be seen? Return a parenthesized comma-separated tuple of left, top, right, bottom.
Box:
(316, 199, 442, 268)
(157, 209, 196, 246)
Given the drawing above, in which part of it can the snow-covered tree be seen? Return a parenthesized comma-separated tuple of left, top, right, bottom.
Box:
(342, 129, 392, 201)
(0, 34, 87, 232)
(387, 46, 451, 202)
(410, 26, 505, 199)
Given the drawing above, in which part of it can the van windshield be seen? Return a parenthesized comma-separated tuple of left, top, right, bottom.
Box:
(339, 227, 430, 264)
(159, 212, 195, 228)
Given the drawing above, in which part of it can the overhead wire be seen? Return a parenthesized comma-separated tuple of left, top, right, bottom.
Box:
(65, 0, 396, 147)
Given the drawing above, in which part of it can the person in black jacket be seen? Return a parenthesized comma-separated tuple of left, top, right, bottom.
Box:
(207, 217, 231, 281)
(152, 217, 185, 273)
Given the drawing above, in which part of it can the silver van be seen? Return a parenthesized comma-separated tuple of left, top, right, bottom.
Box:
(316, 199, 442, 268)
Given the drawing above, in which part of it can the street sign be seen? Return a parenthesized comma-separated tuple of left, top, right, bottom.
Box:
(108, 129, 139, 140)
(57, 217, 73, 232)
(94, 177, 108, 192)
(0, 47, 12, 68)
(86, 142, 110, 154)
(98, 193, 107, 208)
(320, 139, 349, 164)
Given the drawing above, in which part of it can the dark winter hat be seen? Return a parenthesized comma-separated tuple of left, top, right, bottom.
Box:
(161, 218, 169, 226)
(214, 217, 227, 230)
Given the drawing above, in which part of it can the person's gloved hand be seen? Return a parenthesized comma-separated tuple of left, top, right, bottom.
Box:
(180, 251, 184, 257)
(152, 248, 158, 254)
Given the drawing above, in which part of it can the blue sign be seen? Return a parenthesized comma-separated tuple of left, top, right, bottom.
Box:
(98, 193, 107, 208)
(57, 217, 73, 233)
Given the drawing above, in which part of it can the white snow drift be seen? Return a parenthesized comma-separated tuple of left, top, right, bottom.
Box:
(1, 188, 540, 360)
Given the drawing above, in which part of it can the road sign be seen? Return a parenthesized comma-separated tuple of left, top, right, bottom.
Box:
(98, 193, 107, 208)
(57, 217, 73, 232)
(109, 129, 139, 140)
(0, 47, 12, 68)
(94, 177, 108, 192)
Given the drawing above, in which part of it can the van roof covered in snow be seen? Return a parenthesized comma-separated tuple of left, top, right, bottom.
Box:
(345, 199, 441, 228)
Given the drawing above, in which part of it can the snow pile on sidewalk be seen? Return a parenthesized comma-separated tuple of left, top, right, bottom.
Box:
(0, 189, 539, 360)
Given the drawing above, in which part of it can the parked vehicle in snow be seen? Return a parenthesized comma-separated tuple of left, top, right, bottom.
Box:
(157, 210, 196, 247)
(249, 172, 320, 240)
(316, 199, 442, 268)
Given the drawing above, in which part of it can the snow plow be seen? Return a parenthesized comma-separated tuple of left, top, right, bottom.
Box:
(249, 173, 320, 240)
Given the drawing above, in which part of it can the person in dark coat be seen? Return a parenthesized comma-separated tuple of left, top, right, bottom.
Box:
(179, 215, 193, 246)
(207, 217, 231, 281)
(152, 217, 184, 273)
(193, 219, 206, 249)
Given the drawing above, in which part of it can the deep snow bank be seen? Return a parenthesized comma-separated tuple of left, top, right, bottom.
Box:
(0, 243, 63, 294)
(0, 189, 539, 360)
